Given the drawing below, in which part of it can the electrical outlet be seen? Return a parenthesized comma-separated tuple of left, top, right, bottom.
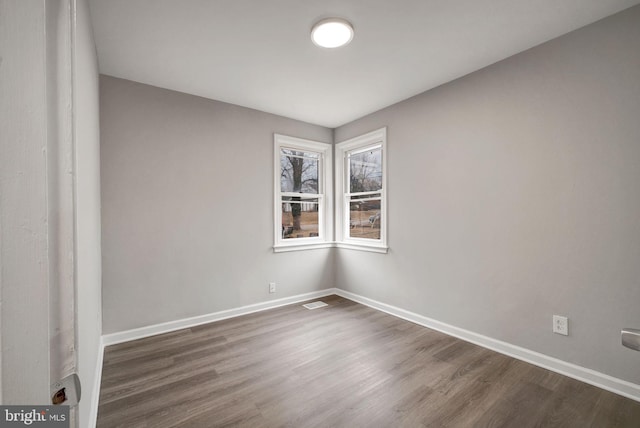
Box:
(269, 282, 276, 293)
(553, 315, 568, 336)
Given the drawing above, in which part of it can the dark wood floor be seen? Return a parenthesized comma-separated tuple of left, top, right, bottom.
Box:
(97, 295, 640, 427)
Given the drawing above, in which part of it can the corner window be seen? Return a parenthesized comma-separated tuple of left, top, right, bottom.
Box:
(274, 134, 332, 252)
(335, 128, 388, 253)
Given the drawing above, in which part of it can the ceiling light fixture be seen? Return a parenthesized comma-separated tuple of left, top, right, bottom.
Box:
(311, 18, 354, 48)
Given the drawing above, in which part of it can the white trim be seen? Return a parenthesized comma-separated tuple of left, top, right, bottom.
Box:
(102, 289, 338, 346)
(335, 128, 388, 250)
(274, 241, 389, 253)
(87, 337, 105, 428)
(275, 134, 330, 152)
(95, 287, 640, 410)
(336, 128, 386, 152)
(334, 289, 640, 403)
(273, 242, 335, 253)
(274, 134, 333, 250)
(334, 242, 388, 254)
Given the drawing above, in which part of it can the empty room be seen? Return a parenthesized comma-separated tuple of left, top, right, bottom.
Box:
(2, 0, 640, 427)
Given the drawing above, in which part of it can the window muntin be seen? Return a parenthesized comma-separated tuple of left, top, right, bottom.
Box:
(274, 135, 332, 251)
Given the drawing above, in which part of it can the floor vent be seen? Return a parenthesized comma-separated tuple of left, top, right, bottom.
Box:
(303, 301, 328, 310)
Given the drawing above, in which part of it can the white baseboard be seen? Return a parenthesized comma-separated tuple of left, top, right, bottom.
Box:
(87, 337, 104, 428)
(334, 289, 640, 402)
(102, 288, 338, 346)
(96, 287, 639, 406)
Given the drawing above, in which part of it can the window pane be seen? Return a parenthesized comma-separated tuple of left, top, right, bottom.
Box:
(282, 198, 319, 239)
(349, 199, 381, 240)
(349, 147, 382, 193)
(281, 149, 319, 194)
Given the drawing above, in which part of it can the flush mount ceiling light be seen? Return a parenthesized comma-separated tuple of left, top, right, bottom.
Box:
(311, 18, 354, 48)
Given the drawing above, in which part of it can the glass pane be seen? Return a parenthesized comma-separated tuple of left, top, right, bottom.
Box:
(349, 147, 382, 193)
(281, 198, 319, 239)
(349, 199, 381, 240)
(281, 149, 319, 193)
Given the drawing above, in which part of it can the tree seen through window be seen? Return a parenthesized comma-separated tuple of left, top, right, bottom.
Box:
(280, 149, 320, 238)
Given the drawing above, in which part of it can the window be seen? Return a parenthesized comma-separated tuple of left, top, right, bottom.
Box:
(274, 134, 332, 252)
(274, 129, 387, 253)
(335, 128, 387, 253)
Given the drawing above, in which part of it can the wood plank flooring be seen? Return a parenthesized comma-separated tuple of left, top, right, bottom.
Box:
(96, 295, 640, 427)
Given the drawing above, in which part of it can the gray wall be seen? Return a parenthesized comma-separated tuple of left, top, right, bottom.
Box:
(100, 76, 334, 334)
(100, 5, 640, 386)
(335, 6, 640, 384)
(73, 0, 103, 425)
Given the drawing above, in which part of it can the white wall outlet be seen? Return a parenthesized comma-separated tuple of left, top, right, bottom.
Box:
(269, 282, 276, 293)
(553, 315, 569, 336)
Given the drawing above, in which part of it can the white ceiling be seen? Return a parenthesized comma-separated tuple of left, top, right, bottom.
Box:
(89, 0, 640, 128)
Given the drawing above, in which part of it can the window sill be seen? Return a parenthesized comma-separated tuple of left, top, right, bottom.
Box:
(334, 242, 388, 254)
(273, 242, 334, 253)
(273, 242, 389, 254)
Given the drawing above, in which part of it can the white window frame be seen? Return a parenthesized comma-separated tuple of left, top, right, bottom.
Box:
(274, 134, 333, 252)
(335, 127, 388, 253)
